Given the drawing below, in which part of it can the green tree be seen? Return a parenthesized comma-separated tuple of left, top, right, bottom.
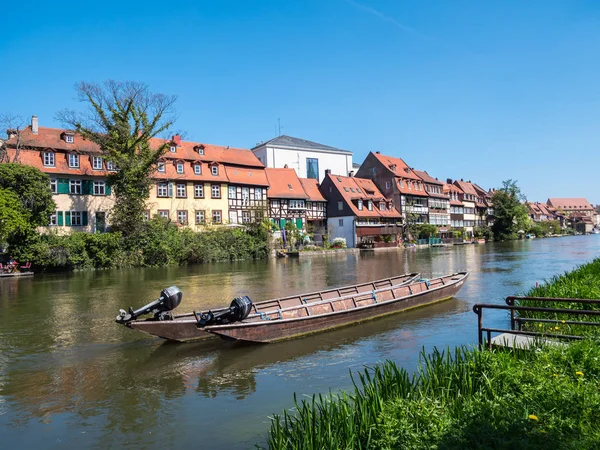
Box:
(0, 163, 56, 226)
(0, 188, 30, 244)
(409, 223, 438, 239)
(58, 80, 178, 236)
(491, 179, 529, 240)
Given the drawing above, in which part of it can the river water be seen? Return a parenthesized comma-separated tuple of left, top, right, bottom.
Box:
(1, 235, 599, 449)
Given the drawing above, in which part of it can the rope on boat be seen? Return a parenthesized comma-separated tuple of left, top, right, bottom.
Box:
(258, 312, 271, 320)
(418, 278, 431, 288)
(372, 290, 378, 303)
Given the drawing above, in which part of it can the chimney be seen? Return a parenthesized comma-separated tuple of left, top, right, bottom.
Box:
(325, 169, 332, 175)
(284, 164, 289, 168)
(446, 178, 453, 184)
(31, 115, 38, 135)
(375, 151, 380, 154)
(349, 171, 354, 177)
(461, 178, 464, 182)
(172, 134, 181, 145)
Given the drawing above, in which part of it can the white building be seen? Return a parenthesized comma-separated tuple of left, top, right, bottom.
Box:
(251, 135, 352, 183)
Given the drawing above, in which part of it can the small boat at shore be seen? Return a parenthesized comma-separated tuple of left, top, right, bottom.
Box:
(0, 271, 34, 279)
(117, 273, 421, 342)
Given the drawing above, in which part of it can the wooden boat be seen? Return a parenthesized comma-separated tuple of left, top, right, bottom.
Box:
(0, 271, 34, 278)
(203, 272, 468, 343)
(120, 272, 421, 342)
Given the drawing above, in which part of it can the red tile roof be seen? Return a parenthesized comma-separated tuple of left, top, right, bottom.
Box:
(453, 180, 478, 197)
(225, 166, 269, 186)
(370, 152, 421, 180)
(547, 198, 594, 211)
(326, 174, 401, 219)
(6, 148, 108, 176)
(444, 183, 463, 206)
(6, 126, 101, 153)
(265, 168, 307, 199)
(414, 170, 447, 199)
(299, 178, 326, 202)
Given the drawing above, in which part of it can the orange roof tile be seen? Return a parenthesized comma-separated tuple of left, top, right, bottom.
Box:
(225, 166, 269, 187)
(265, 168, 307, 199)
(299, 178, 326, 202)
(371, 152, 421, 180)
(453, 180, 478, 196)
(547, 198, 594, 211)
(6, 148, 108, 177)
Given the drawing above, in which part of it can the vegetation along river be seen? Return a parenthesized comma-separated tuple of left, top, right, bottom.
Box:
(1, 235, 599, 449)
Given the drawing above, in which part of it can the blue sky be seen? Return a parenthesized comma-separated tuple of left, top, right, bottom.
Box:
(1, 0, 599, 203)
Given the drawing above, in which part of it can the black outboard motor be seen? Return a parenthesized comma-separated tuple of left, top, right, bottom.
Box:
(116, 286, 182, 324)
(196, 296, 253, 327)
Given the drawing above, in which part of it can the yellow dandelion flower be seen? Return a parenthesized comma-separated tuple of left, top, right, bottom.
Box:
(561, 320, 566, 324)
(553, 373, 558, 377)
(538, 324, 543, 327)
(576, 371, 584, 377)
(528, 414, 539, 421)
(554, 326, 560, 330)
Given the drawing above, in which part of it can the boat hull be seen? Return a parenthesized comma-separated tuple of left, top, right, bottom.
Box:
(206, 273, 468, 343)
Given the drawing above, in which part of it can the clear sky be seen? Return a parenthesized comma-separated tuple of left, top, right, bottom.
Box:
(2, 0, 599, 204)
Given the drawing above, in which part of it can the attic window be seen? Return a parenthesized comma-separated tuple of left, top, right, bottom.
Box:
(170, 145, 176, 153)
(65, 135, 74, 144)
(194, 145, 205, 155)
(194, 164, 201, 175)
(211, 166, 219, 176)
(176, 163, 184, 174)
(288, 184, 293, 190)
(344, 187, 349, 192)
(336, 177, 342, 182)
(357, 188, 362, 193)
(350, 188, 355, 192)
(158, 162, 166, 173)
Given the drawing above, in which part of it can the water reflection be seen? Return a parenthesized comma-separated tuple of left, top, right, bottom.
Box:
(0, 236, 599, 449)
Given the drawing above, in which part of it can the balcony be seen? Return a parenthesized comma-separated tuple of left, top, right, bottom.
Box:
(404, 205, 429, 214)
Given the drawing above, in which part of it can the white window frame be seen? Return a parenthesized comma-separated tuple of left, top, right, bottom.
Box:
(93, 181, 106, 196)
(49, 211, 57, 226)
(158, 210, 169, 219)
(69, 179, 82, 195)
(157, 162, 166, 173)
(177, 210, 188, 225)
(229, 186, 236, 199)
(358, 199, 363, 210)
(92, 156, 103, 170)
(43, 152, 55, 167)
(71, 211, 82, 226)
(368, 200, 373, 211)
(68, 154, 80, 168)
(106, 161, 116, 171)
(194, 164, 201, 175)
(212, 210, 222, 224)
(65, 135, 74, 144)
(194, 184, 204, 198)
(211, 184, 221, 198)
(211, 165, 219, 176)
(170, 145, 176, 153)
(50, 179, 57, 194)
(176, 163, 184, 174)
(242, 187, 250, 206)
(176, 183, 186, 198)
(195, 210, 205, 224)
(157, 182, 168, 197)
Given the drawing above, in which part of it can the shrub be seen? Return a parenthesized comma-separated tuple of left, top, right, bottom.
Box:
(332, 237, 346, 248)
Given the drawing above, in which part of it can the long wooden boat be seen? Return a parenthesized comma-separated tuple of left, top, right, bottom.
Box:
(203, 272, 468, 343)
(0, 271, 34, 278)
(120, 272, 421, 342)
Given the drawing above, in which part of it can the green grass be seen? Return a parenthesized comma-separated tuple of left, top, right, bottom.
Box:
(262, 258, 600, 450)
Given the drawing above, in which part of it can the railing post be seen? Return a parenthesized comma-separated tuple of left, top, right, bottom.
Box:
(473, 305, 483, 348)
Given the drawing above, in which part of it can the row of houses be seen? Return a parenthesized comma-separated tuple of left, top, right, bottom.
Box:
(527, 198, 599, 233)
(3, 116, 597, 246)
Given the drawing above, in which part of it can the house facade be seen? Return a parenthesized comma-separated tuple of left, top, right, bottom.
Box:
(445, 183, 465, 231)
(319, 171, 402, 248)
(414, 170, 449, 233)
(453, 180, 476, 236)
(252, 135, 353, 182)
(265, 168, 308, 230)
(299, 178, 327, 243)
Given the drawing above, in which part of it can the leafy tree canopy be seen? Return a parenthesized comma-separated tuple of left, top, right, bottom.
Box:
(0, 163, 55, 227)
(0, 188, 30, 244)
(491, 179, 529, 240)
(57, 80, 178, 236)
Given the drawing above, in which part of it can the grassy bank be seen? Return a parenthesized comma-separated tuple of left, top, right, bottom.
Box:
(9, 217, 270, 271)
(263, 258, 600, 450)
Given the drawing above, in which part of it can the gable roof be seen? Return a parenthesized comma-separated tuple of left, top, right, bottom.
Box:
(370, 152, 421, 181)
(225, 166, 269, 187)
(453, 180, 478, 197)
(444, 183, 464, 206)
(547, 198, 594, 211)
(324, 173, 401, 219)
(413, 170, 444, 186)
(253, 135, 350, 154)
(299, 178, 326, 202)
(265, 168, 307, 199)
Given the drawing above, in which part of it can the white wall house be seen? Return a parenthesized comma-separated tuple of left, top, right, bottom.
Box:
(252, 135, 352, 183)
(327, 216, 356, 248)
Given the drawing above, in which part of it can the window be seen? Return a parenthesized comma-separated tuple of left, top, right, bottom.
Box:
(212, 210, 222, 224)
(194, 164, 201, 175)
(69, 179, 82, 195)
(143, 210, 150, 221)
(92, 156, 103, 170)
(157, 182, 168, 197)
(229, 211, 238, 224)
(107, 161, 116, 171)
(50, 179, 57, 194)
(195, 210, 205, 224)
(229, 186, 236, 199)
(71, 211, 82, 226)
(157, 162, 166, 173)
(358, 199, 363, 210)
(242, 187, 249, 206)
(385, 181, 391, 189)
(65, 135, 74, 144)
(380, 202, 386, 211)
(177, 210, 188, 225)
(211, 184, 221, 198)
(368, 200, 373, 211)
(68, 154, 79, 168)
(170, 145, 176, 153)
(194, 184, 204, 198)
(176, 163, 184, 174)
(242, 211, 251, 224)
(339, 219, 344, 226)
(338, 201, 343, 211)
(93, 181, 106, 195)
(158, 210, 169, 219)
(43, 152, 55, 167)
(49, 211, 57, 226)
(211, 165, 219, 176)
(344, 187, 349, 192)
(306, 158, 319, 180)
(176, 183, 187, 198)
(289, 200, 305, 209)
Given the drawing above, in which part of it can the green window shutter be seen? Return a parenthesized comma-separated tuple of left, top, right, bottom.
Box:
(58, 178, 69, 194)
(279, 218, 286, 229)
(65, 211, 71, 226)
(57, 211, 64, 226)
(82, 180, 92, 195)
(296, 218, 303, 230)
(82, 211, 88, 226)
(105, 182, 111, 196)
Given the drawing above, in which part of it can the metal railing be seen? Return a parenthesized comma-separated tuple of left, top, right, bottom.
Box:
(473, 296, 600, 349)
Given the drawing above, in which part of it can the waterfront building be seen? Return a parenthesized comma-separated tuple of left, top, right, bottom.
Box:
(355, 152, 429, 225)
(3, 117, 115, 233)
(527, 202, 556, 222)
(299, 178, 327, 243)
(225, 167, 269, 225)
(251, 135, 353, 182)
(265, 167, 308, 230)
(452, 180, 477, 236)
(472, 183, 494, 226)
(319, 171, 402, 248)
(445, 182, 465, 233)
(546, 198, 595, 218)
(414, 170, 449, 234)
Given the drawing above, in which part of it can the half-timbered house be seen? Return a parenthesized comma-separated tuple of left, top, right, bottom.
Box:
(225, 166, 269, 224)
(299, 178, 327, 243)
(265, 167, 308, 230)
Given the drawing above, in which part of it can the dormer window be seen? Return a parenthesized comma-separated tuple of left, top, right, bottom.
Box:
(194, 145, 205, 155)
(68, 153, 79, 168)
(211, 165, 219, 176)
(176, 163, 184, 174)
(92, 156, 103, 170)
(65, 135, 74, 144)
(288, 184, 293, 190)
(368, 200, 373, 211)
(380, 202, 386, 211)
(158, 162, 166, 173)
(169, 145, 176, 153)
(194, 164, 201, 175)
(106, 161, 116, 171)
(358, 199, 363, 210)
(43, 152, 55, 167)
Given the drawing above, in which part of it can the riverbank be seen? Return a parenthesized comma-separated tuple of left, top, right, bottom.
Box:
(263, 257, 600, 450)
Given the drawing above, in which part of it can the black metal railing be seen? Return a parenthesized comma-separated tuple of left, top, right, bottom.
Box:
(473, 296, 600, 349)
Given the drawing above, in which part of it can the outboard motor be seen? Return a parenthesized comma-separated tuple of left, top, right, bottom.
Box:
(196, 296, 253, 327)
(116, 286, 182, 324)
